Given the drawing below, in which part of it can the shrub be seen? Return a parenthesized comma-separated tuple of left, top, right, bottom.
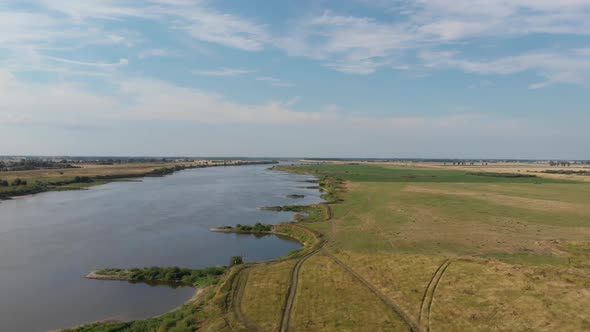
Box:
(229, 256, 243, 266)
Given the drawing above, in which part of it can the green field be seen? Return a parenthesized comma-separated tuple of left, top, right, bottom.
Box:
(67, 163, 590, 331)
(294, 163, 577, 183)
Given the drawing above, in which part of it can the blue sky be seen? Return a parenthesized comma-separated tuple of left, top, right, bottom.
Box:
(1, 0, 589, 158)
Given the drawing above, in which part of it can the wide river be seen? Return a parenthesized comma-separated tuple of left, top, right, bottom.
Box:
(0, 163, 322, 331)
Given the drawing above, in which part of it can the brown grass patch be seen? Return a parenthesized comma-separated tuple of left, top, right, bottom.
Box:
(432, 258, 590, 331)
(240, 260, 296, 331)
(290, 254, 408, 331)
(404, 185, 589, 214)
(332, 251, 447, 323)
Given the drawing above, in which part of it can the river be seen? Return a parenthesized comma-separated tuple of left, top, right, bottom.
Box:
(0, 163, 321, 331)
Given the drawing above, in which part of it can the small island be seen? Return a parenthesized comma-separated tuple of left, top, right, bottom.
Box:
(287, 194, 305, 198)
(210, 222, 273, 234)
(85, 266, 228, 288)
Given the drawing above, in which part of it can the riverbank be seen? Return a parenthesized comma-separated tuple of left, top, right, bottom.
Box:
(0, 159, 277, 200)
(61, 165, 329, 332)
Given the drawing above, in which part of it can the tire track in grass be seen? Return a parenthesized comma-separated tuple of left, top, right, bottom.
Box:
(277, 238, 328, 332)
(417, 259, 452, 332)
(426, 260, 452, 332)
(324, 251, 421, 332)
(226, 267, 260, 331)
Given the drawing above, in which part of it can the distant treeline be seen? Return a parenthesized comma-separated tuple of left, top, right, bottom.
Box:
(0, 157, 279, 171)
(0, 160, 78, 172)
(0, 178, 28, 187)
(543, 170, 590, 176)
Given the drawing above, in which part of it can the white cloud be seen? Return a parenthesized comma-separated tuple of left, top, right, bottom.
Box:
(138, 48, 172, 59)
(0, 70, 120, 127)
(419, 48, 590, 88)
(256, 76, 293, 87)
(2, 0, 590, 86)
(274, 1, 590, 77)
(0, 69, 544, 132)
(2, 69, 587, 158)
(45, 56, 129, 68)
(192, 68, 255, 77)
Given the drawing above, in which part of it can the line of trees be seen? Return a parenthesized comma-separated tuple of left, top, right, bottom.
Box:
(0, 178, 28, 187)
(0, 160, 77, 172)
(549, 161, 572, 167)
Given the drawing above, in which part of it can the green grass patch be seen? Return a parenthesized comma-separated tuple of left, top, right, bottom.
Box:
(486, 252, 568, 266)
(63, 300, 202, 332)
(468, 172, 537, 178)
(94, 266, 226, 288)
(543, 170, 590, 176)
(286, 164, 576, 183)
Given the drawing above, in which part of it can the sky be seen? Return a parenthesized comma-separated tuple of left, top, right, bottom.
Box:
(1, 0, 589, 159)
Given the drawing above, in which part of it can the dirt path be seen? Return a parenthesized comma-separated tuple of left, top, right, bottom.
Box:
(277, 238, 328, 332)
(324, 252, 421, 332)
(225, 267, 261, 331)
(418, 259, 452, 332)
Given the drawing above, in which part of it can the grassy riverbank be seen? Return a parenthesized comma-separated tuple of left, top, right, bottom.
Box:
(65, 162, 590, 331)
(271, 163, 590, 331)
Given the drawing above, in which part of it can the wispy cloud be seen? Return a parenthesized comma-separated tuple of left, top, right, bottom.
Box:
(256, 76, 293, 87)
(138, 48, 172, 59)
(419, 48, 590, 88)
(273, 1, 590, 79)
(0, 70, 533, 131)
(192, 68, 255, 77)
(45, 56, 129, 68)
(3, 0, 590, 87)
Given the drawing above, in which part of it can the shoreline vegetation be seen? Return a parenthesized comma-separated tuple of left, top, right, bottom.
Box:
(65, 166, 338, 332)
(286, 194, 305, 198)
(85, 266, 227, 288)
(0, 159, 277, 201)
(64, 162, 590, 331)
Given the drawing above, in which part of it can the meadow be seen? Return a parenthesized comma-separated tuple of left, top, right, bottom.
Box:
(64, 162, 590, 331)
(284, 163, 590, 331)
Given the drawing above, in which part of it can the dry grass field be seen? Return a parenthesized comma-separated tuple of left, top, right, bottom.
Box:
(273, 163, 590, 331)
(68, 162, 590, 331)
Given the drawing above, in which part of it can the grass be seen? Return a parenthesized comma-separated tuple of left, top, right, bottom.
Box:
(467, 171, 537, 178)
(63, 289, 215, 332)
(290, 164, 577, 183)
(64, 163, 590, 331)
(240, 260, 296, 331)
(93, 266, 227, 288)
(278, 163, 590, 330)
(431, 259, 590, 331)
(290, 255, 409, 331)
(0, 162, 189, 199)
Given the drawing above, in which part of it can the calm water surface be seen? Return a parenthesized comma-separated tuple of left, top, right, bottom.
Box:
(0, 164, 321, 331)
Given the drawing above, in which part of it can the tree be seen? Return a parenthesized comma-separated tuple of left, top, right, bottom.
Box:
(229, 256, 243, 266)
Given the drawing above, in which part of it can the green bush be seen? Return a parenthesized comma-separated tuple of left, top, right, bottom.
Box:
(229, 256, 243, 266)
(95, 266, 226, 287)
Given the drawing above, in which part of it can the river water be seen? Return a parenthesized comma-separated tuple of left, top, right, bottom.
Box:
(0, 164, 321, 331)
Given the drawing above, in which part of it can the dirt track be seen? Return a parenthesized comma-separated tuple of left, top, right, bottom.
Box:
(277, 239, 328, 332)
(418, 259, 452, 332)
(324, 252, 420, 332)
